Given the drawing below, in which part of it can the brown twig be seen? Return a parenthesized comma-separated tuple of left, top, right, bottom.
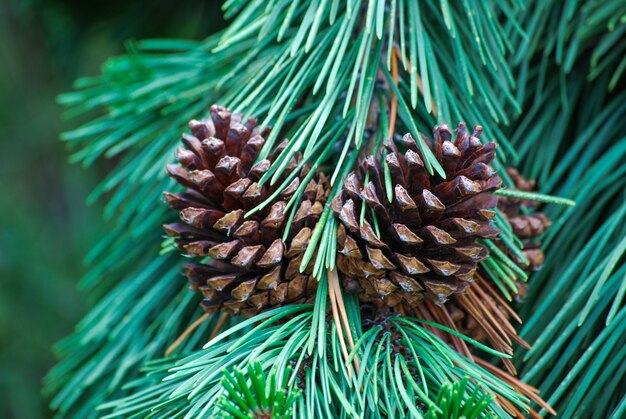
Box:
(165, 313, 210, 356)
(425, 300, 473, 359)
(328, 269, 354, 378)
(478, 276, 523, 324)
(209, 312, 230, 341)
(329, 268, 360, 374)
(388, 47, 399, 140)
(475, 357, 557, 416)
(457, 292, 517, 375)
(416, 304, 446, 342)
(468, 288, 512, 346)
(472, 280, 530, 350)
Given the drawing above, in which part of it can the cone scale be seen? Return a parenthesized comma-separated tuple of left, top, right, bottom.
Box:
(498, 167, 551, 272)
(332, 123, 502, 309)
(164, 105, 328, 317)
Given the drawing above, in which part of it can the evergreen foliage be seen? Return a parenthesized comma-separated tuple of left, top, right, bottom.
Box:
(47, 0, 625, 417)
(503, 2, 626, 417)
(97, 291, 529, 417)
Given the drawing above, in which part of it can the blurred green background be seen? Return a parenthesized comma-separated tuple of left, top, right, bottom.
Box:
(0, 1, 224, 417)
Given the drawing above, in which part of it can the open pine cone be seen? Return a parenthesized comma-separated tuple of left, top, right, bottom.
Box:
(164, 105, 329, 317)
(332, 123, 502, 308)
(438, 168, 552, 364)
(498, 167, 551, 271)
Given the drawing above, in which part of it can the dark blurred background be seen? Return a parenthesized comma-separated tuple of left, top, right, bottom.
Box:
(0, 1, 224, 417)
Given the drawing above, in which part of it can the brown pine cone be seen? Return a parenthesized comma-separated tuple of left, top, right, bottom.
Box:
(164, 105, 329, 317)
(498, 167, 551, 271)
(440, 168, 550, 361)
(332, 123, 502, 309)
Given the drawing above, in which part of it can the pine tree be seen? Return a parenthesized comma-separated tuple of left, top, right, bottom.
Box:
(45, 0, 625, 417)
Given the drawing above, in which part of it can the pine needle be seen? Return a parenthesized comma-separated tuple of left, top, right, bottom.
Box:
(165, 313, 210, 357)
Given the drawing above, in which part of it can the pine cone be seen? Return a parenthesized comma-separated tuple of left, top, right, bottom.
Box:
(332, 123, 502, 308)
(164, 105, 328, 317)
(441, 168, 549, 359)
(498, 167, 551, 271)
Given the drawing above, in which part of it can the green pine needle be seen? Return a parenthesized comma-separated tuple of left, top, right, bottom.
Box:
(493, 188, 576, 206)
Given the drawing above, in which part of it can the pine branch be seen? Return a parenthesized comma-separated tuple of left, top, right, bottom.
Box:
(47, 1, 594, 417)
(426, 377, 494, 419)
(508, 30, 626, 415)
(99, 287, 532, 418)
(510, 0, 626, 89)
(44, 256, 219, 417)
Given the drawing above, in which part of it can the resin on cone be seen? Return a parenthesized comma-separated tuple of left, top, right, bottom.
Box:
(332, 123, 502, 308)
(164, 105, 328, 317)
